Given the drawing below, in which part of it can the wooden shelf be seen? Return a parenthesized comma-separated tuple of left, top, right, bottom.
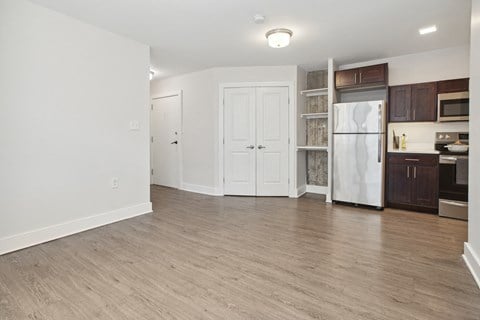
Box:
(297, 146, 328, 151)
(300, 112, 328, 119)
(300, 88, 328, 97)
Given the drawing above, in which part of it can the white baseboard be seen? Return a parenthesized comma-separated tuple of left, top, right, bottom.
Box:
(463, 242, 480, 288)
(293, 185, 307, 198)
(181, 183, 223, 196)
(306, 185, 328, 195)
(0, 202, 152, 256)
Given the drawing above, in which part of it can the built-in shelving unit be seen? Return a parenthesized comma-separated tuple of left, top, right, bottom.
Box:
(300, 88, 328, 97)
(300, 112, 328, 119)
(296, 59, 337, 202)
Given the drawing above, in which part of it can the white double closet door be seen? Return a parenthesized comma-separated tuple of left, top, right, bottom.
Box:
(224, 86, 289, 196)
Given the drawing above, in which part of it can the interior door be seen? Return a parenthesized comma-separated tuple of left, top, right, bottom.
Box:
(151, 95, 181, 188)
(256, 87, 289, 196)
(224, 88, 256, 195)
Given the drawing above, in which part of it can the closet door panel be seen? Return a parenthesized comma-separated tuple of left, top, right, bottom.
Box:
(256, 87, 289, 196)
(224, 88, 256, 195)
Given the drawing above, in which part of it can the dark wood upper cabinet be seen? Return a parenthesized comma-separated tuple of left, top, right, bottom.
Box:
(359, 64, 387, 85)
(389, 82, 436, 122)
(389, 85, 411, 122)
(411, 82, 437, 122)
(437, 78, 469, 93)
(335, 63, 387, 90)
(335, 69, 358, 88)
(387, 154, 439, 213)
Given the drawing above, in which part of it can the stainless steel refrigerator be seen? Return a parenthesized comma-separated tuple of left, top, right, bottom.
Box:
(333, 100, 386, 208)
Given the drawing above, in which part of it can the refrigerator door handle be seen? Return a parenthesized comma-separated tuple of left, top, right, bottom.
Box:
(377, 134, 382, 163)
(378, 103, 382, 133)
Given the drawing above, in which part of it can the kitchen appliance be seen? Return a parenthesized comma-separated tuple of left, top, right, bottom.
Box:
(333, 101, 386, 208)
(435, 132, 469, 220)
(437, 91, 469, 122)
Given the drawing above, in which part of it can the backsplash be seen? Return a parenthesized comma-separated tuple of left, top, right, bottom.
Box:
(387, 121, 469, 150)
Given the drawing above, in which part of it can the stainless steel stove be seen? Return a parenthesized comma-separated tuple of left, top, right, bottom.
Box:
(435, 132, 469, 220)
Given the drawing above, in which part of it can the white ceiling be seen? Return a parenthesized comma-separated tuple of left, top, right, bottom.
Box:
(29, 0, 471, 79)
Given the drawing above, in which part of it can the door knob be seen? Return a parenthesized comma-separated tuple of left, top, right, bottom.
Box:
(246, 145, 255, 149)
(258, 145, 266, 149)
(171, 141, 178, 144)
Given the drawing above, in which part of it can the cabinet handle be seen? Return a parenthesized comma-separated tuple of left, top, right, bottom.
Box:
(413, 109, 416, 120)
(405, 159, 420, 162)
(359, 72, 362, 83)
(414, 166, 417, 179)
(407, 166, 410, 179)
(354, 73, 357, 84)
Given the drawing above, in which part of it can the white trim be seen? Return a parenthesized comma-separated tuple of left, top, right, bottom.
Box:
(306, 185, 329, 195)
(181, 183, 223, 196)
(0, 203, 152, 256)
(150, 90, 184, 189)
(295, 185, 307, 198)
(218, 81, 296, 197)
(463, 242, 480, 288)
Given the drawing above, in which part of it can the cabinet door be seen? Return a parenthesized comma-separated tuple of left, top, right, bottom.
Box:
(437, 78, 469, 93)
(412, 165, 439, 208)
(389, 85, 412, 122)
(335, 69, 358, 89)
(359, 64, 387, 85)
(387, 163, 411, 205)
(411, 82, 437, 121)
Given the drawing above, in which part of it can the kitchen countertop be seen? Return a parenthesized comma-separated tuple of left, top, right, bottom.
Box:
(388, 149, 440, 154)
(387, 143, 439, 154)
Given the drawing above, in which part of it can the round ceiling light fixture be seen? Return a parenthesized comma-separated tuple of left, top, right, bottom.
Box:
(265, 28, 293, 48)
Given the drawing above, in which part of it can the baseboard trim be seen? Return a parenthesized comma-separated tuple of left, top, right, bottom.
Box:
(463, 242, 480, 288)
(0, 202, 152, 256)
(294, 185, 307, 198)
(181, 183, 223, 196)
(306, 185, 328, 195)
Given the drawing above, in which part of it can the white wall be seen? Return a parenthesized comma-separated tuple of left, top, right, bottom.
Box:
(464, 0, 480, 288)
(150, 65, 297, 194)
(0, 0, 151, 254)
(341, 46, 470, 149)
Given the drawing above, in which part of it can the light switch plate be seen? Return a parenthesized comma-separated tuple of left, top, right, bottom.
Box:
(129, 120, 140, 131)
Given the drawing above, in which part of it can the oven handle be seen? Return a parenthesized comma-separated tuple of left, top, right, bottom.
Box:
(440, 200, 468, 208)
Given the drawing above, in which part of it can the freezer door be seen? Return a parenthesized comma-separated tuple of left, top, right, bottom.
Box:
(333, 133, 385, 207)
(333, 101, 386, 134)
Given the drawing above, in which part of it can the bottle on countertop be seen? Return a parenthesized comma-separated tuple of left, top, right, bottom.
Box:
(400, 134, 407, 150)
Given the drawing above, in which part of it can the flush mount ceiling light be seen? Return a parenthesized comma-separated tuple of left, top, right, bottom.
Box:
(265, 28, 293, 48)
(419, 25, 437, 35)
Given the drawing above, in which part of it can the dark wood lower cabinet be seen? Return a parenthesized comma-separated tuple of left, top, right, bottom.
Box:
(387, 153, 439, 213)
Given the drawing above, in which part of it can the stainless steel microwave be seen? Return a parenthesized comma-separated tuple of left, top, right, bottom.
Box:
(438, 91, 469, 122)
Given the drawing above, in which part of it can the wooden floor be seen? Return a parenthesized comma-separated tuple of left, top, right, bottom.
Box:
(1, 186, 479, 320)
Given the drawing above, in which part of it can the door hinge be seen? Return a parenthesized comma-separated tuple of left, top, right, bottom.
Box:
(223, 138, 225, 144)
(288, 97, 290, 104)
(223, 177, 225, 183)
(151, 169, 154, 175)
(151, 136, 154, 143)
(151, 104, 153, 110)
(288, 138, 290, 144)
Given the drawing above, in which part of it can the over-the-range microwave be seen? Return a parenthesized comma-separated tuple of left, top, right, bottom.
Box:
(438, 91, 469, 122)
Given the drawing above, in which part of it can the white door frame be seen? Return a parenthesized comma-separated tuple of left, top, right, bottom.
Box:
(151, 90, 183, 188)
(218, 82, 296, 197)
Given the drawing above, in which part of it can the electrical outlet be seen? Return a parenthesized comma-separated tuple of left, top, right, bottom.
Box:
(111, 177, 119, 189)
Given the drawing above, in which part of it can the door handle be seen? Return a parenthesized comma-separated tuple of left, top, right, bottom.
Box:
(246, 145, 255, 149)
(258, 145, 266, 149)
(407, 166, 410, 179)
(171, 141, 178, 144)
(377, 134, 382, 163)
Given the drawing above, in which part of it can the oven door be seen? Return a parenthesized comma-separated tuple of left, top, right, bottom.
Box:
(439, 155, 468, 220)
(438, 92, 469, 122)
